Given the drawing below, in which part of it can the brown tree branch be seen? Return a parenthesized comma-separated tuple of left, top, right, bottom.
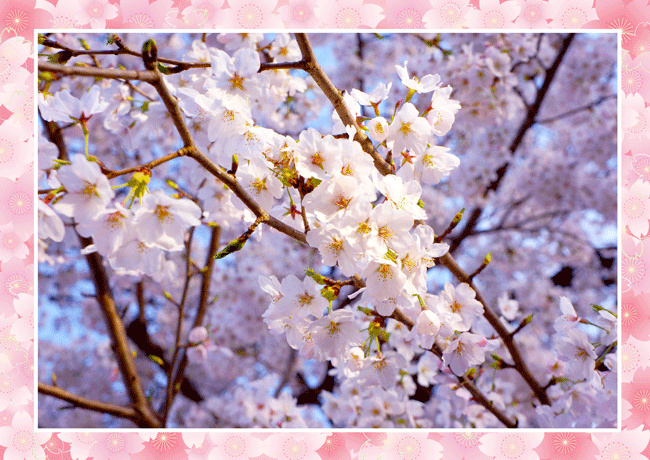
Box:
(436, 252, 550, 406)
(38, 383, 141, 424)
(80, 235, 163, 428)
(39, 61, 158, 82)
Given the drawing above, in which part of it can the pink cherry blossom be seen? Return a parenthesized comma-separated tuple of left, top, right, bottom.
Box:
(42, 433, 73, 460)
(0, 412, 49, 460)
(9, 294, 32, 343)
(623, 180, 650, 237)
(535, 433, 599, 460)
(218, 0, 283, 28)
(0, 37, 31, 93)
(621, 291, 650, 341)
(54, 432, 97, 460)
(0, 0, 35, 40)
(438, 432, 491, 460)
(0, 222, 28, 263)
(479, 432, 544, 460)
(622, 367, 650, 429)
(178, 0, 225, 28)
(0, 119, 31, 180)
(381, 1, 426, 29)
(621, 336, 648, 384)
(314, 0, 384, 29)
(131, 432, 186, 460)
(422, 0, 469, 28)
(277, 0, 320, 28)
(583, 0, 650, 45)
(358, 433, 442, 460)
(622, 249, 650, 297)
(549, 0, 598, 29)
(34, 0, 80, 27)
(464, 0, 520, 28)
(514, 0, 555, 28)
(591, 426, 650, 460)
(86, 432, 145, 460)
(76, 0, 118, 28)
(208, 431, 264, 459)
(119, 0, 177, 27)
(264, 433, 327, 460)
(0, 172, 33, 235)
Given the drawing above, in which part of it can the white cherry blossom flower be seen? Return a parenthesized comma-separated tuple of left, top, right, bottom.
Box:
(38, 85, 109, 124)
(308, 310, 363, 360)
(387, 102, 432, 155)
(294, 128, 342, 180)
(38, 200, 64, 242)
(443, 332, 493, 375)
(54, 154, 114, 223)
(366, 116, 390, 143)
(396, 61, 441, 93)
(133, 190, 202, 251)
(210, 47, 269, 101)
(275, 274, 329, 319)
(555, 328, 597, 381)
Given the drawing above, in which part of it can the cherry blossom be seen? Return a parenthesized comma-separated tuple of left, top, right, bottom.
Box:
(422, 0, 469, 28)
(554, 328, 597, 381)
(86, 432, 145, 460)
(76, 0, 118, 28)
(132, 190, 202, 251)
(218, 0, 283, 29)
(591, 426, 650, 460)
(0, 412, 49, 460)
(277, 0, 320, 28)
(478, 432, 544, 460)
(314, 0, 384, 29)
(464, 0, 520, 28)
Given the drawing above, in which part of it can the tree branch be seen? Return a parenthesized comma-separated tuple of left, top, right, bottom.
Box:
(80, 235, 163, 428)
(39, 61, 158, 82)
(436, 252, 550, 406)
(38, 383, 142, 424)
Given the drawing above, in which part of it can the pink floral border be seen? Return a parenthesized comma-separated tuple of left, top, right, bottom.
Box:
(3, 0, 648, 458)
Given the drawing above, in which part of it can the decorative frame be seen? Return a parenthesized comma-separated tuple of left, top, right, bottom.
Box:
(1, 0, 647, 458)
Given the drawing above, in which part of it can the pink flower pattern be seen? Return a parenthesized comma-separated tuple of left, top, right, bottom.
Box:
(0, 0, 647, 457)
